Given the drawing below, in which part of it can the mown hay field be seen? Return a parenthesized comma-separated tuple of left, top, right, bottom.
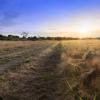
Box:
(0, 40, 99, 100)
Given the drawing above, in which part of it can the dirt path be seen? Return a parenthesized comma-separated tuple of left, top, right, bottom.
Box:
(25, 43, 67, 100)
(0, 42, 69, 100)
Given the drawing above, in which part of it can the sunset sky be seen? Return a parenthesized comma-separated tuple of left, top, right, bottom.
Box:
(0, 0, 100, 37)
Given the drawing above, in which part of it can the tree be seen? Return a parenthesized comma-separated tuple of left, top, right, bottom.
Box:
(21, 32, 28, 38)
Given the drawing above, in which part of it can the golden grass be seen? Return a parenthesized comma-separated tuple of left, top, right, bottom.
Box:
(0, 40, 99, 100)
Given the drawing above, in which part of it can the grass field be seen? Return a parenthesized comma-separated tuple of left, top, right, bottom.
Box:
(0, 40, 99, 100)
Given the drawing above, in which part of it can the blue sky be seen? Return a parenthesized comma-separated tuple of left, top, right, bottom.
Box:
(0, 0, 100, 37)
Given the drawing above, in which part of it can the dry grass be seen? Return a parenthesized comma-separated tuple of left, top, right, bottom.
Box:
(61, 40, 100, 99)
(0, 40, 99, 100)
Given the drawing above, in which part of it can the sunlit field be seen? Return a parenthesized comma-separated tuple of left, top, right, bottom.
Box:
(0, 0, 100, 99)
(0, 40, 99, 100)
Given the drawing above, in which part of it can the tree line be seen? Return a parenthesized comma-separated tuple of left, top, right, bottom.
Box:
(0, 32, 99, 41)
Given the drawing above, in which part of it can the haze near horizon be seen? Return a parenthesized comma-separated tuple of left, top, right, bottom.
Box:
(0, 0, 100, 37)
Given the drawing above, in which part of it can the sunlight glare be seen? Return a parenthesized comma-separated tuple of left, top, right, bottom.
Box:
(76, 21, 92, 37)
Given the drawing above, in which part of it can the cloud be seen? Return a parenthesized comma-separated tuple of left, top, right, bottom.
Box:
(0, 0, 20, 28)
(0, 12, 19, 30)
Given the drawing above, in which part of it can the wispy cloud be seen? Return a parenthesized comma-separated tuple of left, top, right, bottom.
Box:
(0, 0, 20, 28)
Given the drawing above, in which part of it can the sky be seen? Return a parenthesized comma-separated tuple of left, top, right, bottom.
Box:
(0, 0, 100, 37)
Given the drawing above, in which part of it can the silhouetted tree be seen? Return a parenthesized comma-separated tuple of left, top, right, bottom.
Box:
(21, 32, 28, 39)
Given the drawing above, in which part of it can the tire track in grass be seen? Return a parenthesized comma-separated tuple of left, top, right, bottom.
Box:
(18, 43, 67, 100)
(1, 42, 68, 100)
(32, 43, 63, 100)
(0, 42, 58, 100)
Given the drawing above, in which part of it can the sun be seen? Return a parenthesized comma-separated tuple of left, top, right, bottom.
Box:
(76, 21, 92, 37)
(79, 26, 90, 34)
(78, 24, 91, 33)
